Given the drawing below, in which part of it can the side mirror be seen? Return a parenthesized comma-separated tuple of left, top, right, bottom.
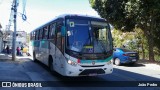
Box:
(61, 26, 66, 36)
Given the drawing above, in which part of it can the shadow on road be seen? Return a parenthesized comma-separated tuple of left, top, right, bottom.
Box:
(111, 68, 160, 81)
(119, 63, 146, 67)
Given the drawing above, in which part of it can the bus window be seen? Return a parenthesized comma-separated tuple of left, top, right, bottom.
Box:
(43, 26, 49, 39)
(36, 30, 39, 40)
(56, 22, 62, 51)
(35, 31, 37, 40)
(91, 21, 112, 52)
(33, 31, 35, 40)
(49, 23, 56, 39)
(39, 29, 43, 40)
(31, 32, 33, 40)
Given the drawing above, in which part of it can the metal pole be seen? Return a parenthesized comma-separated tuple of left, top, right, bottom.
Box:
(12, 0, 17, 61)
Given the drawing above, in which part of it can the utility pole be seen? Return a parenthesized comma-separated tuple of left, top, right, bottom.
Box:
(12, 0, 18, 61)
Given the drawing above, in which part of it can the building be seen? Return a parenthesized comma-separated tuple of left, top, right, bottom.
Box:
(3, 30, 28, 50)
(16, 31, 27, 47)
(3, 30, 13, 49)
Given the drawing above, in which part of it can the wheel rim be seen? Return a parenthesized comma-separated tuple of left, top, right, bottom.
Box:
(115, 58, 120, 65)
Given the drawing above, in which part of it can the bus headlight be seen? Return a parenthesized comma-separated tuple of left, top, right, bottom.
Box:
(107, 60, 112, 65)
(67, 60, 77, 66)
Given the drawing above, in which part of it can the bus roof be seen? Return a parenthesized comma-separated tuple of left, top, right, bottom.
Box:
(52, 14, 106, 22)
(31, 14, 107, 33)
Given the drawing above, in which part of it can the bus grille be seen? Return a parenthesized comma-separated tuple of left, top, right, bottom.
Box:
(79, 69, 105, 76)
(80, 65, 104, 67)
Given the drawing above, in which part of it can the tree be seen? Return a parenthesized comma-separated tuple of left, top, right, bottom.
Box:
(134, 28, 148, 60)
(112, 28, 150, 60)
(90, 0, 160, 61)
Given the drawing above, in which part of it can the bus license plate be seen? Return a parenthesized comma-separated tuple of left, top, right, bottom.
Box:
(132, 59, 136, 61)
(89, 73, 97, 76)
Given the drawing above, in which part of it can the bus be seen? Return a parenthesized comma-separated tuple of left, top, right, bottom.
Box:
(30, 14, 113, 76)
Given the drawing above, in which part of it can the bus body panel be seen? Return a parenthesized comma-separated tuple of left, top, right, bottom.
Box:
(48, 41, 67, 75)
(39, 40, 49, 65)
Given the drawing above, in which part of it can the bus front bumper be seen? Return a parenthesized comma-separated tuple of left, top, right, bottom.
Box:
(64, 64, 113, 76)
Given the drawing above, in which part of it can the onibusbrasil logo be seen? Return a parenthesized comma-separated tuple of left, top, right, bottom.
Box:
(1, 82, 42, 87)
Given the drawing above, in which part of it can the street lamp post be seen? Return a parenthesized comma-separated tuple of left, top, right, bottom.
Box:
(12, 0, 17, 61)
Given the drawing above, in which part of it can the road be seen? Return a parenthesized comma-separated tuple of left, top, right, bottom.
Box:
(0, 56, 159, 90)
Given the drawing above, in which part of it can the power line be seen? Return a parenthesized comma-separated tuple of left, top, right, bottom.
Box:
(22, 0, 27, 21)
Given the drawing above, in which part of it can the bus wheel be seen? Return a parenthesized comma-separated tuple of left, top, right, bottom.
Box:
(115, 58, 121, 66)
(49, 56, 54, 72)
(33, 52, 37, 62)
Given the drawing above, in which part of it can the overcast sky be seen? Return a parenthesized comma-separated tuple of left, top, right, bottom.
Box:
(0, 0, 100, 33)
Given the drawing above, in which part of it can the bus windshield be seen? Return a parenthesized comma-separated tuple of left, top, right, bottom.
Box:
(66, 19, 112, 54)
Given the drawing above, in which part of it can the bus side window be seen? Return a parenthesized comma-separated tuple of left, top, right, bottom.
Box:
(33, 31, 35, 40)
(35, 31, 36, 40)
(36, 30, 39, 40)
(56, 22, 62, 51)
(49, 23, 56, 39)
(43, 26, 49, 39)
(39, 29, 43, 40)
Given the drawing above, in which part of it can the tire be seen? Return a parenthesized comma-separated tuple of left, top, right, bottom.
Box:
(33, 52, 37, 62)
(115, 58, 121, 66)
(49, 56, 54, 72)
(130, 62, 135, 66)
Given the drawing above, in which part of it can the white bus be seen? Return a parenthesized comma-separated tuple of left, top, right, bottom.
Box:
(30, 14, 113, 76)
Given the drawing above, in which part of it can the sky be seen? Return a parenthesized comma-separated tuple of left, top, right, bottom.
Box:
(0, 0, 100, 33)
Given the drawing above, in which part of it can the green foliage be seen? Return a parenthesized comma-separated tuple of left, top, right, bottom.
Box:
(112, 29, 124, 47)
(89, 0, 160, 32)
(90, 0, 160, 61)
(90, 0, 135, 31)
(112, 29, 138, 50)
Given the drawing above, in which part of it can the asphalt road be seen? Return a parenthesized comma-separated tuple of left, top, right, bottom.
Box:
(0, 57, 159, 90)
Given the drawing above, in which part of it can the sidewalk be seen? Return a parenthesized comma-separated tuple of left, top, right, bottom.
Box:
(0, 53, 33, 61)
(137, 59, 160, 71)
(0, 53, 12, 61)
